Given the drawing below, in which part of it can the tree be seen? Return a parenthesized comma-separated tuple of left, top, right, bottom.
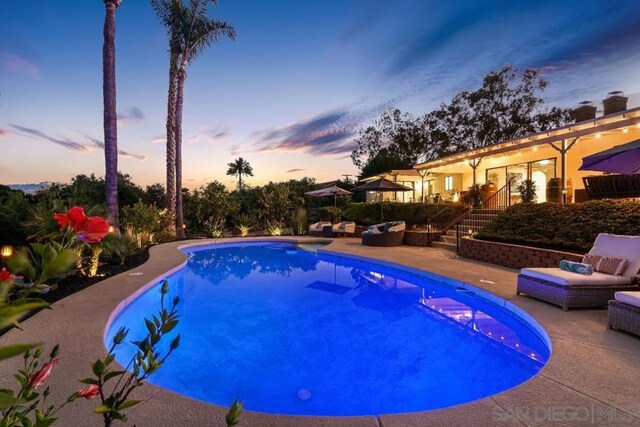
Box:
(172, 0, 236, 238)
(226, 157, 253, 191)
(424, 64, 573, 157)
(102, 0, 122, 231)
(150, 0, 182, 236)
(351, 108, 427, 176)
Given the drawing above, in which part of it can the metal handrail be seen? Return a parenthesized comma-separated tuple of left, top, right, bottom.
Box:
(455, 178, 514, 251)
(425, 204, 471, 245)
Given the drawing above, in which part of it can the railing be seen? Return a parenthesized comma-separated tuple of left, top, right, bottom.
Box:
(425, 204, 472, 246)
(455, 179, 513, 252)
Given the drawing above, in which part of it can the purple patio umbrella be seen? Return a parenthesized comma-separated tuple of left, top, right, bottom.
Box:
(579, 139, 640, 175)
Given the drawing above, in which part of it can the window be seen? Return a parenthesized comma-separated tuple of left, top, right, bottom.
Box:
(444, 175, 454, 191)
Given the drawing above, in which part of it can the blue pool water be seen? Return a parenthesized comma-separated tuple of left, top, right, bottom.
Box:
(105, 242, 550, 416)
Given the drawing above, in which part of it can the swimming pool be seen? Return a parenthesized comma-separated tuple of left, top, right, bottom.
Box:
(105, 241, 551, 416)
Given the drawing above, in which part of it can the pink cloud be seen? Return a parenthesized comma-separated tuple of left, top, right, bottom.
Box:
(0, 51, 39, 78)
(0, 129, 9, 137)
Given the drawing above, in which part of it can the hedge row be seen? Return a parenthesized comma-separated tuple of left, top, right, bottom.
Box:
(341, 202, 467, 227)
(475, 200, 640, 253)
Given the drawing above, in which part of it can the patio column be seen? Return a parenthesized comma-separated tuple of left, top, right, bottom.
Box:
(548, 137, 579, 204)
(468, 158, 482, 186)
(418, 169, 429, 203)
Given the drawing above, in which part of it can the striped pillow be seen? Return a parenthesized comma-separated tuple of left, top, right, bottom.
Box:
(582, 254, 602, 269)
(595, 257, 628, 276)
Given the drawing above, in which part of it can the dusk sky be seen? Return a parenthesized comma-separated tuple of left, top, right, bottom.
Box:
(2, 0, 640, 189)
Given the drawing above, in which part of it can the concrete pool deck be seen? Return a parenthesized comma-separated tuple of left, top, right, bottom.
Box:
(1, 237, 639, 426)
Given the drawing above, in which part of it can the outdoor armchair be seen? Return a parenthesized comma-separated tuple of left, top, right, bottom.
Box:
(332, 221, 356, 236)
(517, 233, 640, 310)
(308, 221, 332, 236)
(361, 221, 406, 247)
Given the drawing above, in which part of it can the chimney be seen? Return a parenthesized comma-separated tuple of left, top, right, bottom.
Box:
(572, 101, 597, 123)
(602, 91, 628, 115)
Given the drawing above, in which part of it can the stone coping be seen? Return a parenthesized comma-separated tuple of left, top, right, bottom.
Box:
(1, 236, 639, 426)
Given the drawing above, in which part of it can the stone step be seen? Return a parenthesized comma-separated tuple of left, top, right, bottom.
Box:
(431, 240, 457, 252)
(441, 235, 457, 244)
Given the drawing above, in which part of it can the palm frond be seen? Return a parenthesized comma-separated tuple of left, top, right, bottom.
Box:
(186, 19, 236, 62)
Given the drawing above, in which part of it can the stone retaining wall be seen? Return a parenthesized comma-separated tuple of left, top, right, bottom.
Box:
(458, 237, 583, 269)
(403, 230, 441, 247)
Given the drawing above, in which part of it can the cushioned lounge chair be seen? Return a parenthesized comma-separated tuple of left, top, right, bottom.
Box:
(331, 221, 356, 236)
(608, 291, 640, 337)
(308, 221, 332, 236)
(517, 233, 640, 310)
(361, 221, 405, 247)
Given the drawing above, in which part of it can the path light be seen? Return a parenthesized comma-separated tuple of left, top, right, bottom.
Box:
(108, 226, 114, 233)
(1, 245, 14, 258)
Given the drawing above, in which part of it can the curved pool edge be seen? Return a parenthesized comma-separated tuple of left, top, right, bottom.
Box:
(20, 235, 629, 426)
(104, 237, 553, 416)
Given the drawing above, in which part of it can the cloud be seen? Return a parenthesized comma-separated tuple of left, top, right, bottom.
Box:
(0, 50, 39, 78)
(251, 109, 361, 156)
(150, 126, 229, 145)
(117, 107, 145, 125)
(0, 129, 9, 137)
(286, 168, 306, 173)
(229, 144, 241, 156)
(10, 124, 92, 152)
(84, 136, 148, 161)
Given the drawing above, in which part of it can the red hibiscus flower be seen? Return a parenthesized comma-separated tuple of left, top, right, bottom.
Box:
(0, 267, 13, 282)
(28, 359, 58, 389)
(67, 206, 89, 230)
(53, 212, 70, 229)
(77, 384, 101, 400)
(77, 216, 111, 244)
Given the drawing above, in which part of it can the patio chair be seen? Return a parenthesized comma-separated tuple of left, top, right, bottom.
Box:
(361, 221, 406, 247)
(608, 291, 640, 337)
(331, 221, 356, 237)
(516, 233, 640, 310)
(308, 221, 332, 236)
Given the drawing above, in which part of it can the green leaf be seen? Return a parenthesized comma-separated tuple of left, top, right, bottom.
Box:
(117, 399, 142, 410)
(144, 319, 156, 336)
(92, 359, 106, 377)
(0, 390, 24, 409)
(78, 378, 99, 385)
(93, 405, 110, 414)
(0, 343, 41, 361)
(103, 371, 126, 382)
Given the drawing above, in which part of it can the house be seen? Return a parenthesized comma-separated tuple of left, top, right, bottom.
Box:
(362, 92, 640, 204)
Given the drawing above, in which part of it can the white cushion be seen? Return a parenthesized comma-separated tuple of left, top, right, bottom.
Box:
(588, 233, 640, 278)
(615, 291, 640, 308)
(388, 222, 406, 232)
(521, 267, 632, 287)
(309, 221, 331, 232)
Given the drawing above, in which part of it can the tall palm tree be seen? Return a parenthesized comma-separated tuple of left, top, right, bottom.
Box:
(103, 0, 122, 230)
(226, 157, 253, 191)
(174, 0, 235, 237)
(150, 0, 183, 235)
(152, 0, 235, 238)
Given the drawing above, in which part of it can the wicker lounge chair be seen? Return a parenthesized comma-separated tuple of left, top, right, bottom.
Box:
(331, 221, 356, 236)
(517, 233, 640, 310)
(308, 221, 332, 236)
(361, 221, 405, 247)
(608, 291, 640, 336)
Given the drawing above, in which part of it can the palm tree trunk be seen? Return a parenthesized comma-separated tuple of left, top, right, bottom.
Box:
(238, 172, 242, 192)
(103, 0, 120, 230)
(174, 62, 187, 238)
(165, 50, 179, 236)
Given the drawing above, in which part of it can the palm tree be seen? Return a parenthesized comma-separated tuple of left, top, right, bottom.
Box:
(226, 157, 253, 191)
(152, 0, 235, 238)
(103, 0, 122, 230)
(150, 0, 183, 235)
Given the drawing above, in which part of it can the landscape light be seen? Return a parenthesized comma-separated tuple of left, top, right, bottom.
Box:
(1, 245, 14, 258)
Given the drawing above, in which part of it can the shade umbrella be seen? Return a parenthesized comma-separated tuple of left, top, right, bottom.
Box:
(579, 139, 640, 175)
(305, 185, 353, 206)
(351, 178, 413, 221)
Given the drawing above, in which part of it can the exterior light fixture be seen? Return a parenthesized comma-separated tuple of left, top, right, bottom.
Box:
(108, 226, 114, 233)
(532, 146, 539, 152)
(623, 128, 628, 133)
(595, 133, 602, 138)
(1, 245, 14, 258)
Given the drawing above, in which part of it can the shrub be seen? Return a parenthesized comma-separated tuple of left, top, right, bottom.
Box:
(291, 208, 308, 236)
(204, 217, 226, 238)
(518, 179, 537, 203)
(266, 220, 285, 236)
(465, 184, 484, 209)
(318, 207, 342, 223)
(342, 202, 467, 227)
(475, 200, 640, 253)
(233, 214, 255, 237)
(100, 234, 140, 265)
(121, 201, 169, 246)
